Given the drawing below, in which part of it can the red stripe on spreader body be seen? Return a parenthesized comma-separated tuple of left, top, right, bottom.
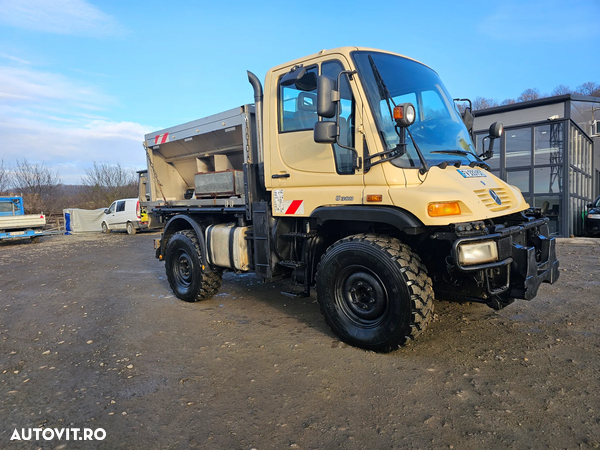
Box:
(154, 133, 169, 144)
(285, 200, 303, 215)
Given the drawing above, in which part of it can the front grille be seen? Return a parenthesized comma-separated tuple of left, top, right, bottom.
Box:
(474, 187, 512, 212)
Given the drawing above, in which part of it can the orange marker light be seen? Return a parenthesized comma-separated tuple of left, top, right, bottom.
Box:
(393, 105, 404, 120)
(428, 202, 461, 217)
(366, 194, 383, 202)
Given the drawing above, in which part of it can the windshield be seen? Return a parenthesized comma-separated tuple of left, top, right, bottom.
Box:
(353, 51, 477, 168)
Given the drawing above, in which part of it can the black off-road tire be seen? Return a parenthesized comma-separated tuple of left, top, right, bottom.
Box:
(165, 229, 222, 302)
(316, 233, 434, 352)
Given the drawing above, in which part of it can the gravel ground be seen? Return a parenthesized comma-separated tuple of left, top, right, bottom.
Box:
(0, 232, 599, 449)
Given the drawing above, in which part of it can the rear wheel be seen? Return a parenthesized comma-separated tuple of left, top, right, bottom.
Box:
(164, 229, 222, 302)
(316, 234, 434, 352)
(126, 222, 136, 235)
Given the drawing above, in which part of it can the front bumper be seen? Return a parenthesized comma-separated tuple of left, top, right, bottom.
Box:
(451, 217, 559, 300)
(585, 217, 600, 235)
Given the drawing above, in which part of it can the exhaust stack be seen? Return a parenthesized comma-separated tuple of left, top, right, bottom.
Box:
(247, 71, 265, 187)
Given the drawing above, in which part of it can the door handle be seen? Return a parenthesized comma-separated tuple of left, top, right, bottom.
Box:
(272, 173, 290, 179)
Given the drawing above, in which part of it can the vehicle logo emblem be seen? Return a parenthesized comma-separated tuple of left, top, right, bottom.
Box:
(489, 189, 501, 205)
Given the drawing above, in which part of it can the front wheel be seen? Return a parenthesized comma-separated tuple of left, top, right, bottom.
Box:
(101, 222, 109, 234)
(316, 234, 434, 352)
(164, 229, 222, 302)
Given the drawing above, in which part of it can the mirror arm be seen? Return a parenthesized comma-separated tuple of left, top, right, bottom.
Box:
(365, 148, 404, 167)
(478, 135, 490, 159)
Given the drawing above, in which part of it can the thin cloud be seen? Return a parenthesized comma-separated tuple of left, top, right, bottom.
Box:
(0, 66, 114, 109)
(0, 63, 149, 184)
(478, 0, 600, 41)
(0, 0, 126, 37)
(0, 53, 32, 65)
(0, 115, 151, 182)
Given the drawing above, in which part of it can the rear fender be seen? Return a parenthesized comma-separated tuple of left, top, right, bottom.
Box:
(160, 215, 208, 267)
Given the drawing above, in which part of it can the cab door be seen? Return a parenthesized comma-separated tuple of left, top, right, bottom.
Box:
(105, 201, 117, 228)
(267, 56, 364, 217)
(113, 200, 127, 229)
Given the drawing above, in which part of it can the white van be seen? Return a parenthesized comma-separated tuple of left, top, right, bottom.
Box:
(101, 198, 145, 235)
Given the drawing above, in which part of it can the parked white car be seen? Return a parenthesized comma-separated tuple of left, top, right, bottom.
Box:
(102, 198, 144, 235)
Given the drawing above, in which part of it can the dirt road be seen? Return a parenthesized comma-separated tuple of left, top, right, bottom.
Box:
(1, 233, 599, 449)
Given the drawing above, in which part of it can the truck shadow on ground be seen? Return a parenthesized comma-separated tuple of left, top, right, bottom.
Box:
(222, 271, 333, 335)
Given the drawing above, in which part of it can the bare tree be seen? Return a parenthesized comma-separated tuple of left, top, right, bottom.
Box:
(81, 161, 138, 209)
(575, 82, 600, 97)
(551, 84, 572, 96)
(0, 159, 11, 195)
(469, 80, 599, 110)
(472, 96, 499, 111)
(517, 88, 542, 102)
(12, 159, 62, 214)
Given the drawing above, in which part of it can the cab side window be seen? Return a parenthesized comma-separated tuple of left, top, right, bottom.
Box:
(279, 66, 318, 132)
(108, 203, 116, 214)
(322, 60, 356, 175)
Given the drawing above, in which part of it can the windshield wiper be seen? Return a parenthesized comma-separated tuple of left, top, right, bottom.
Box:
(430, 150, 490, 170)
(430, 149, 472, 156)
(365, 55, 429, 174)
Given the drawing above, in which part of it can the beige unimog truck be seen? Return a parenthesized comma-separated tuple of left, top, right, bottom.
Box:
(143, 47, 559, 352)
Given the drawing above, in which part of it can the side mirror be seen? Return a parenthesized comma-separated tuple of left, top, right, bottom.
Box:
(316, 75, 339, 118)
(489, 122, 503, 139)
(104, 209, 109, 214)
(313, 70, 359, 171)
(462, 108, 474, 132)
(587, 203, 594, 209)
(480, 122, 504, 160)
(453, 98, 475, 141)
(314, 121, 338, 144)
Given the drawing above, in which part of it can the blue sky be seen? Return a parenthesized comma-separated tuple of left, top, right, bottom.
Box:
(1, 0, 598, 184)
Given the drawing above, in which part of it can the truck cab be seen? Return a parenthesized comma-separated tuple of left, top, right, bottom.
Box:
(145, 47, 559, 352)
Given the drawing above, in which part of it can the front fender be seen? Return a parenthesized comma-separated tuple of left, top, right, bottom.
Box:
(310, 206, 425, 234)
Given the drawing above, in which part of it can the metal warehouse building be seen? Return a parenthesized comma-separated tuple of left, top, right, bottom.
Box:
(473, 94, 600, 237)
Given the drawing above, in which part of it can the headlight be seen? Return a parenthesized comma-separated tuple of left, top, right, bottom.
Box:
(588, 213, 600, 219)
(457, 241, 498, 266)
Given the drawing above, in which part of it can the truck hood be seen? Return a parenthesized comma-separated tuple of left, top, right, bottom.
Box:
(387, 166, 529, 226)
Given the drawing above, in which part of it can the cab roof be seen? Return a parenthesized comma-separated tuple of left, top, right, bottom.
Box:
(266, 46, 431, 74)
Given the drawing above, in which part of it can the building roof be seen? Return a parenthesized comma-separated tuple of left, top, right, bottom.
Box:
(474, 93, 600, 117)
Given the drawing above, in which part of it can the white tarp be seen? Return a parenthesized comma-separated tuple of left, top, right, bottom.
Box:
(63, 208, 106, 233)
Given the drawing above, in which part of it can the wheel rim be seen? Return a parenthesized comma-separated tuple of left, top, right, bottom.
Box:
(173, 248, 193, 288)
(127, 223, 132, 233)
(334, 265, 388, 327)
